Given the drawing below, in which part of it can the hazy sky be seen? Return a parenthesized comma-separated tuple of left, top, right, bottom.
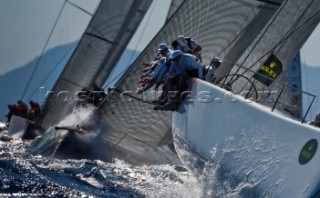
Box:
(0, 0, 102, 75)
(0, 0, 318, 74)
(0, 0, 171, 76)
(0, 0, 171, 121)
(301, 24, 320, 68)
(126, 0, 171, 51)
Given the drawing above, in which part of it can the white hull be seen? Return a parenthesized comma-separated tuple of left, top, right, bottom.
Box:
(8, 115, 43, 139)
(172, 80, 320, 197)
(8, 115, 31, 136)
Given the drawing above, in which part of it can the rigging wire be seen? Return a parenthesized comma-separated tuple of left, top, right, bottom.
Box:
(83, 0, 320, 127)
(103, 1, 320, 109)
(238, 7, 320, 76)
(66, 0, 94, 16)
(102, 67, 128, 89)
(78, 1, 159, 128)
(233, 4, 320, 117)
(22, 0, 98, 103)
(301, 47, 314, 118)
(20, 0, 67, 101)
(103, 0, 187, 91)
(275, 0, 317, 52)
(102, 0, 158, 90)
(25, 45, 76, 101)
(222, 1, 320, 97)
(125, 0, 158, 69)
(219, 4, 320, 118)
(227, 0, 289, 83)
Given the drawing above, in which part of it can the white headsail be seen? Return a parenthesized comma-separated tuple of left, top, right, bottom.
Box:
(37, 0, 152, 129)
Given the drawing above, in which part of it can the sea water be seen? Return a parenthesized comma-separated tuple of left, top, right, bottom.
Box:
(0, 127, 202, 198)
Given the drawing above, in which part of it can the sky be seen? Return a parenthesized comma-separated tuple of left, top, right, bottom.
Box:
(0, 0, 318, 77)
(301, 23, 320, 119)
(0, 0, 171, 121)
(301, 25, 320, 68)
(0, 0, 170, 76)
(0, 0, 101, 75)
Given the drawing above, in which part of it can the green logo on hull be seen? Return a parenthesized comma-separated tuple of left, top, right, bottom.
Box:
(299, 139, 318, 165)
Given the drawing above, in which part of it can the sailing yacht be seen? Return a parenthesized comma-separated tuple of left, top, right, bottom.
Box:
(167, 0, 320, 197)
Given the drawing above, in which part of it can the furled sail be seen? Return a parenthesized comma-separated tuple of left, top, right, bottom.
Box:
(91, 0, 285, 163)
(37, 0, 152, 129)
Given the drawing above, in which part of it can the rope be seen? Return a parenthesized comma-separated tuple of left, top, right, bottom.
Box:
(21, 0, 67, 100)
(301, 49, 314, 118)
